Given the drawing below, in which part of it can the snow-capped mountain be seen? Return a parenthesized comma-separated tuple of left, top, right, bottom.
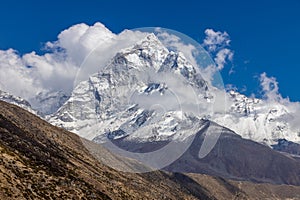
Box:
(0, 89, 70, 117)
(213, 90, 300, 145)
(0, 90, 36, 114)
(2, 29, 300, 188)
(48, 33, 300, 147)
(30, 91, 70, 116)
(49, 33, 211, 143)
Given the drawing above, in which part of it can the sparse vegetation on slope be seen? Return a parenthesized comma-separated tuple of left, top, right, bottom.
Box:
(1, 100, 300, 200)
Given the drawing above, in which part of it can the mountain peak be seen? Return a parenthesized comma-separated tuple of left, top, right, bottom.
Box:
(121, 33, 166, 52)
(111, 33, 169, 71)
(49, 32, 209, 141)
(48, 30, 300, 148)
(135, 33, 163, 48)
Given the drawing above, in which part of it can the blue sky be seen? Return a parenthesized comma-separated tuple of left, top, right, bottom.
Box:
(0, 0, 299, 101)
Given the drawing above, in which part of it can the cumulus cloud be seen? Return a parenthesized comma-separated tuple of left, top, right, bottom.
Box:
(2, 22, 297, 120)
(0, 23, 234, 104)
(0, 47, 78, 100)
(46, 22, 114, 65)
(0, 49, 43, 99)
(45, 22, 149, 86)
(0, 22, 148, 101)
(73, 29, 148, 85)
(1, 21, 299, 143)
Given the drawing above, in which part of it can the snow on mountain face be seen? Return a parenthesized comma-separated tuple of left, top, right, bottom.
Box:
(49, 34, 212, 142)
(0, 90, 36, 114)
(0, 89, 69, 117)
(30, 91, 70, 116)
(48, 33, 300, 147)
(213, 90, 300, 145)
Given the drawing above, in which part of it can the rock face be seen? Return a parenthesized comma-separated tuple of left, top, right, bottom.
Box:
(1, 100, 300, 200)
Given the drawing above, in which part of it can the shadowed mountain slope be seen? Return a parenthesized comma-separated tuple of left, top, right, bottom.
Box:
(1, 100, 300, 199)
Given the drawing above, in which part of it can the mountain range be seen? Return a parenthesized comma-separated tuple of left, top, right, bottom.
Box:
(44, 34, 299, 145)
(1, 100, 300, 199)
(1, 33, 300, 199)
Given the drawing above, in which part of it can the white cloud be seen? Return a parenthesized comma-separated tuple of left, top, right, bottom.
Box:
(0, 24, 234, 103)
(130, 69, 212, 118)
(73, 29, 148, 85)
(155, 29, 199, 69)
(214, 48, 233, 70)
(0, 49, 43, 99)
(0, 48, 79, 100)
(1, 21, 299, 143)
(47, 22, 115, 66)
(259, 72, 282, 101)
(202, 28, 234, 76)
(258, 72, 300, 131)
(203, 29, 231, 52)
(0, 22, 148, 101)
(255, 72, 300, 139)
(155, 28, 229, 88)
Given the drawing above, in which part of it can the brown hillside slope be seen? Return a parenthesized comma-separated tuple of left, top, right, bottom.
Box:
(0, 100, 300, 199)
